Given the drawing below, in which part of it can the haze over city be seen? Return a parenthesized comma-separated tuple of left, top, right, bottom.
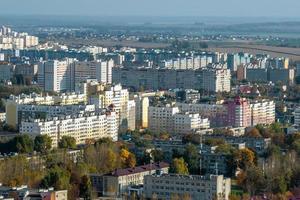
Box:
(1, 0, 300, 18)
(0, 1, 300, 200)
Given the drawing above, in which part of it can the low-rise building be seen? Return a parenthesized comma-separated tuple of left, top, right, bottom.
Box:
(143, 174, 231, 200)
(90, 162, 169, 197)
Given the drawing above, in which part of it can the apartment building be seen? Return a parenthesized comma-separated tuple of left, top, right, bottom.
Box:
(20, 111, 118, 147)
(90, 162, 169, 197)
(143, 174, 231, 200)
(112, 67, 231, 93)
(38, 59, 75, 92)
(250, 100, 275, 126)
(148, 104, 210, 135)
(89, 84, 131, 132)
(133, 95, 149, 129)
(224, 97, 251, 128)
(5, 93, 87, 128)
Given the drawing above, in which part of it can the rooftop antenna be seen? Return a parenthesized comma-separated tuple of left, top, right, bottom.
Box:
(215, 162, 219, 175)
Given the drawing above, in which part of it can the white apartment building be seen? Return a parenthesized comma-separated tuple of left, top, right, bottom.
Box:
(6, 93, 87, 128)
(201, 69, 231, 92)
(96, 59, 114, 84)
(250, 100, 275, 126)
(148, 104, 210, 135)
(20, 111, 118, 148)
(143, 174, 231, 200)
(90, 84, 130, 132)
(38, 59, 75, 92)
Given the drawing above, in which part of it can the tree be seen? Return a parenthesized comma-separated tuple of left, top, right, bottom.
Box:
(183, 144, 199, 174)
(170, 158, 189, 175)
(151, 149, 164, 163)
(246, 128, 262, 138)
(34, 135, 52, 153)
(58, 136, 76, 149)
(12, 135, 34, 153)
(232, 148, 256, 170)
(41, 166, 71, 190)
(120, 148, 136, 168)
(79, 175, 92, 200)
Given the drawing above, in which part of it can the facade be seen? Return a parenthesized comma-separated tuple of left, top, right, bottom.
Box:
(38, 59, 75, 92)
(176, 103, 227, 127)
(148, 104, 210, 135)
(250, 100, 275, 126)
(90, 162, 169, 197)
(112, 67, 231, 93)
(20, 111, 118, 148)
(134, 95, 149, 129)
(0, 63, 14, 82)
(143, 174, 231, 200)
(224, 97, 251, 128)
(89, 84, 130, 132)
(5, 93, 87, 128)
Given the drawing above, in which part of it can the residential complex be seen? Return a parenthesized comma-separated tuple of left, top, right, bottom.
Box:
(148, 104, 210, 135)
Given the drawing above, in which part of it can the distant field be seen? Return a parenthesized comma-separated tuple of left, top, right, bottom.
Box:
(54, 38, 170, 49)
(207, 44, 300, 61)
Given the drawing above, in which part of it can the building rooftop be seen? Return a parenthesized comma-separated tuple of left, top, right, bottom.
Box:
(107, 162, 169, 177)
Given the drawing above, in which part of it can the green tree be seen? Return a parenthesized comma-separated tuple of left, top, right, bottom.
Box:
(41, 166, 71, 190)
(170, 158, 189, 175)
(12, 135, 34, 153)
(79, 175, 92, 200)
(183, 144, 199, 174)
(58, 136, 76, 149)
(151, 149, 164, 162)
(34, 135, 52, 153)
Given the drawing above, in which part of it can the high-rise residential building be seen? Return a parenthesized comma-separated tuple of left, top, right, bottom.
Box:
(148, 104, 210, 135)
(20, 111, 118, 148)
(112, 67, 231, 93)
(127, 100, 136, 131)
(90, 84, 130, 132)
(38, 59, 75, 92)
(224, 97, 251, 127)
(96, 59, 114, 84)
(134, 95, 149, 129)
(6, 93, 87, 128)
(294, 107, 300, 129)
(143, 174, 231, 200)
(250, 100, 275, 126)
(201, 68, 231, 92)
(0, 63, 14, 82)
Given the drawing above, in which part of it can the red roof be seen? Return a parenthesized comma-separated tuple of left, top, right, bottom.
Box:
(109, 162, 169, 177)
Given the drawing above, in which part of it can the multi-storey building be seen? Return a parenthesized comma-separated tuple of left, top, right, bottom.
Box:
(90, 162, 169, 197)
(38, 59, 75, 92)
(143, 174, 231, 200)
(112, 67, 231, 93)
(89, 84, 131, 132)
(250, 100, 275, 126)
(148, 104, 210, 135)
(20, 111, 118, 147)
(6, 93, 87, 128)
(134, 95, 149, 129)
(224, 97, 251, 128)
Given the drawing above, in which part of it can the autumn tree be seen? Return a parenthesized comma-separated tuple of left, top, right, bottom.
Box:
(170, 157, 189, 175)
(120, 148, 136, 168)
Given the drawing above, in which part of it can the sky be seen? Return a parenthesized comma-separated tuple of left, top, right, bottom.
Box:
(1, 0, 300, 18)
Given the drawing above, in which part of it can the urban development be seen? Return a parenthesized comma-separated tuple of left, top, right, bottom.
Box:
(1, 5, 300, 200)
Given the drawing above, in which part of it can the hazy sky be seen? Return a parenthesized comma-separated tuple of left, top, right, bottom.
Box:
(1, 0, 300, 18)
